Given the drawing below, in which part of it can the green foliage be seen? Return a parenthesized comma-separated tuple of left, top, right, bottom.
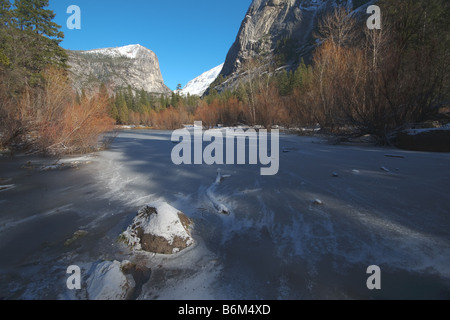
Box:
(0, 0, 12, 26)
(115, 92, 129, 124)
(0, 48, 10, 66)
(275, 37, 300, 66)
(138, 89, 150, 113)
(274, 59, 312, 96)
(13, 0, 64, 39)
(208, 74, 226, 93)
(0, 0, 67, 90)
(170, 91, 181, 107)
(277, 69, 291, 96)
(205, 88, 218, 104)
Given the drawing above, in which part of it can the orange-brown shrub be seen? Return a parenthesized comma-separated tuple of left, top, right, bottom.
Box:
(194, 100, 220, 128)
(151, 106, 184, 130)
(0, 67, 115, 154)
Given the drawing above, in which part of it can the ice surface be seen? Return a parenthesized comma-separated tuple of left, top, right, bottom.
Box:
(1, 130, 450, 299)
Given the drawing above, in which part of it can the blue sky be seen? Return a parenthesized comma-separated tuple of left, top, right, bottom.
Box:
(48, 0, 252, 90)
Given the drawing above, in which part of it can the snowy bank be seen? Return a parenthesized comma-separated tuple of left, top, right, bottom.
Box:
(121, 202, 194, 254)
(397, 124, 450, 152)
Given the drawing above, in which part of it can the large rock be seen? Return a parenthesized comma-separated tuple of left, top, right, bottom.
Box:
(87, 260, 136, 300)
(67, 44, 172, 95)
(121, 202, 194, 254)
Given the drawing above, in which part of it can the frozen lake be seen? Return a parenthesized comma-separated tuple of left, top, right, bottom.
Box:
(1, 129, 450, 299)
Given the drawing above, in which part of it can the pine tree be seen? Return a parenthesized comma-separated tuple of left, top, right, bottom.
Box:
(0, 0, 12, 27)
(0, 1, 12, 71)
(159, 94, 166, 110)
(292, 58, 308, 89)
(175, 83, 182, 95)
(109, 103, 119, 123)
(205, 88, 218, 105)
(124, 86, 136, 111)
(115, 93, 129, 124)
(0, 0, 67, 89)
(14, 0, 63, 38)
(138, 89, 149, 113)
(277, 69, 291, 96)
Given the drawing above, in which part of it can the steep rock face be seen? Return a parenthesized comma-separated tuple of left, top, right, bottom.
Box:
(217, 0, 374, 91)
(67, 44, 171, 95)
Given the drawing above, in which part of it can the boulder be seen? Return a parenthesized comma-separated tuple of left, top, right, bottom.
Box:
(121, 202, 194, 254)
(87, 260, 135, 300)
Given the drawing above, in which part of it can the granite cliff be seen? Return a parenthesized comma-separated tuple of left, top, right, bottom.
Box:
(67, 44, 171, 95)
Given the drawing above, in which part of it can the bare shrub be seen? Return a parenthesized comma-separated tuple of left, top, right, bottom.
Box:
(0, 67, 115, 154)
(151, 107, 183, 130)
(194, 100, 220, 128)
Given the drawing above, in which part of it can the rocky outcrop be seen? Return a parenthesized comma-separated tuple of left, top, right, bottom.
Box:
(121, 202, 194, 255)
(87, 260, 136, 300)
(215, 0, 375, 92)
(67, 44, 171, 95)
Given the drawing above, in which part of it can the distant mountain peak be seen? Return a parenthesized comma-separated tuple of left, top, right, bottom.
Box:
(180, 63, 224, 97)
(81, 44, 149, 60)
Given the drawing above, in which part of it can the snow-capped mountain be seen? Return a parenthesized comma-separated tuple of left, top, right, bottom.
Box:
(180, 63, 224, 96)
(85, 44, 145, 59)
(67, 44, 171, 95)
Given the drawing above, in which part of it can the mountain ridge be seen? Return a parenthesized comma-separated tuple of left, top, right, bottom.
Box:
(179, 63, 224, 97)
(214, 0, 375, 92)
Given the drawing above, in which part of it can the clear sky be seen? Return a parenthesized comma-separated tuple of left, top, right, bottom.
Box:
(48, 0, 252, 90)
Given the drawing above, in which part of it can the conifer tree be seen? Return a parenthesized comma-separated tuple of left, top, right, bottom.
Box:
(14, 0, 63, 38)
(115, 93, 129, 124)
(138, 89, 149, 113)
(0, 0, 67, 88)
(0, 0, 12, 27)
(278, 69, 291, 96)
(292, 58, 308, 89)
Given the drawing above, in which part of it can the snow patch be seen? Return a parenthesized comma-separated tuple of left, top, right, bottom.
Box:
(87, 260, 135, 300)
(0, 184, 15, 192)
(180, 63, 224, 96)
(206, 170, 230, 215)
(121, 201, 194, 254)
(82, 44, 146, 59)
(403, 123, 450, 136)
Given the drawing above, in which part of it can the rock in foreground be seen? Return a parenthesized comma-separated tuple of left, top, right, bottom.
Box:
(87, 260, 135, 300)
(121, 202, 194, 254)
